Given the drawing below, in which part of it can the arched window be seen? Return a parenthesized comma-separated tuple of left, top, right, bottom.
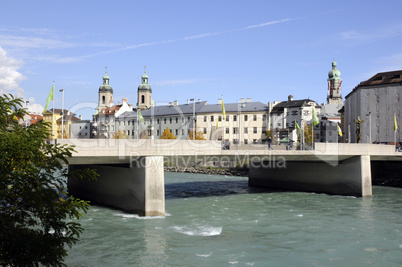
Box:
(141, 95, 145, 104)
(102, 95, 105, 104)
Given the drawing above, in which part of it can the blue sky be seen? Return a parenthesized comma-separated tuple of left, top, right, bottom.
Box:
(1, 0, 402, 119)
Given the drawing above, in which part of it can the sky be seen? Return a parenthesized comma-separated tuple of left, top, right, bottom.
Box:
(1, 0, 402, 119)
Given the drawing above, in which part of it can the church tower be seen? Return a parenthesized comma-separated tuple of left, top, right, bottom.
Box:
(327, 60, 343, 104)
(97, 68, 113, 113)
(137, 67, 152, 110)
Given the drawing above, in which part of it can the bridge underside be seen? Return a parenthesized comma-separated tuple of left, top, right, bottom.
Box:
(68, 156, 165, 216)
(249, 155, 372, 197)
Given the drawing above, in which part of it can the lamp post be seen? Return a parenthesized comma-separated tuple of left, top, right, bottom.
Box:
(59, 89, 64, 139)
(190, 98, 195, 140)
(366, 112, 371, 144)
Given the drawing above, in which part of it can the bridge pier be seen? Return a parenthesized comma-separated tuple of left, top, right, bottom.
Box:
(249, 156, 372, 197)
(68, 156, 165, 216)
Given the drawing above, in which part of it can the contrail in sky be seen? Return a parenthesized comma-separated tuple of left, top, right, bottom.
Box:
(69, 17, 295, 61)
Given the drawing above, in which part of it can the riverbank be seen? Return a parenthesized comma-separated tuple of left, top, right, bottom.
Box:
(164, 166, 248, 177)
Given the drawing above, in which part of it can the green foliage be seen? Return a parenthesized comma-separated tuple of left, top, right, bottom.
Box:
(160, 127, 177, 139)
(0, 94, 98, 266)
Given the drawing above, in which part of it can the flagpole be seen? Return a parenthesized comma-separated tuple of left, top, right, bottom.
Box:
(60, 88, 64, 139)
(137, 107, 139, 140)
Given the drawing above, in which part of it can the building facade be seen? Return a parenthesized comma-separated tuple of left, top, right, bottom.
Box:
(344, 70, 402, 144)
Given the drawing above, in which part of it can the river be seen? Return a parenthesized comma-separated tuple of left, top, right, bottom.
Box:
(65, 172, 402, 266)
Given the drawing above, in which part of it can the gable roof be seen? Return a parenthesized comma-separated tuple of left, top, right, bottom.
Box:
(271, 99, 319, 113)
(346, 70, 402, 99)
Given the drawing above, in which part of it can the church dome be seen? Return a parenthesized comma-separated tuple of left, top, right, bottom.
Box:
(328, 61, 341, 79)
(99, 73, 113, 93)
(138, 72, 152, 91)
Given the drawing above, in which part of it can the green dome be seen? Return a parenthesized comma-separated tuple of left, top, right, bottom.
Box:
(328, 61, 341, 79)
(138, 72, 152, 92)
(99, 73, 113, 92)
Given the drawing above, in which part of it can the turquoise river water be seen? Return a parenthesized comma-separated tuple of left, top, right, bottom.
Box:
(65, 172, 402, 266)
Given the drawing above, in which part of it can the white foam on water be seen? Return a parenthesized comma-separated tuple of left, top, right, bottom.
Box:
(296, 214, 303, 217)
(246, 262, 255, 266)
(173, 225, 222, 236)
(113, 213, 166, 220)
(229, 261, 239, 264)
(364, 247, 379, 252)
(196, 253, 212, 257)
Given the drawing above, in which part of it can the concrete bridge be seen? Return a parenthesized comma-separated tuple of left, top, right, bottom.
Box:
(59, 139, 402, 216)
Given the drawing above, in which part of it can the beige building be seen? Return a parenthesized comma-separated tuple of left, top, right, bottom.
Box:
(43, 109, 78, 139)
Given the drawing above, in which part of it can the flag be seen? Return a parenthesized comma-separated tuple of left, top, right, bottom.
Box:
(138, 110, 145, 123)
(295, 121, 301, 135)
(43, 82, 54, 113)
(337, 124, 343, 136)
(221, 100, 226, 120)
(395, 114, 398, 132)
(312, 107, 319, 127)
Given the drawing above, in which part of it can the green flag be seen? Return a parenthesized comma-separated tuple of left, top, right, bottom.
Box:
(295, 120, 301, 135)
(43, 82, 54, 113)
(312, 107, 319, 127)
(138, 110, 145, 123)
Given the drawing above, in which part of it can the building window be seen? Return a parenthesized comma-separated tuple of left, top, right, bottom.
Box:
(253, 115, 257, 121)
(253, 127, 257, 133)
(263, 115, 266, 121)
(218, 116, 222, 122)
(204, 116, 207, 122)
(157, 130, 159, 136)
(182, 129, 184, 135)
(157, 119, 159, 124)
(262, 127, 267, 134)
(176, 117, 178, 123)
(170, 118, 172, 123)
(286, 123, 289, 127)
(244, 127, 248, 134)
(244, 115, 248, 121)
(141, 95, 145, 104)
(233, 139, 239, 144)
(226, 128, 229, 134)
(291, 110, 298, 116)
(102, 96, 105, 104)
(203, 128, 207, 134)
(211, 116, 214, 122)
(164, 118, 167, 124)
(233, 115, 237, 122)
(233, 127, 238, 134)
(175, 129, 178, 135)
(226, 115, 229, 121)
(128, 121, 130, 125)
(244, 139, 248, 144)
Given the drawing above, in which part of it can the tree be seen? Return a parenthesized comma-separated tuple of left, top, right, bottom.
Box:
(0, 94, 98, 266)
(112, 129, 129, 139)
(189, 129, 206, 140)
(303, 122, 317, 147)
(160, 127, 177, 139)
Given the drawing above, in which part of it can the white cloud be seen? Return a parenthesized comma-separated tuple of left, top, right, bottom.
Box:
(340, 23, 402, 43)
(0, 46, 44, 112)
(0, 34, 75, 49)
(0, 46, 26, 97)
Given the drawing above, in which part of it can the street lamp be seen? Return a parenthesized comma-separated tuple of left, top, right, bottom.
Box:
(190, 98, 195, 140)
(59, 89, 64, 139)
